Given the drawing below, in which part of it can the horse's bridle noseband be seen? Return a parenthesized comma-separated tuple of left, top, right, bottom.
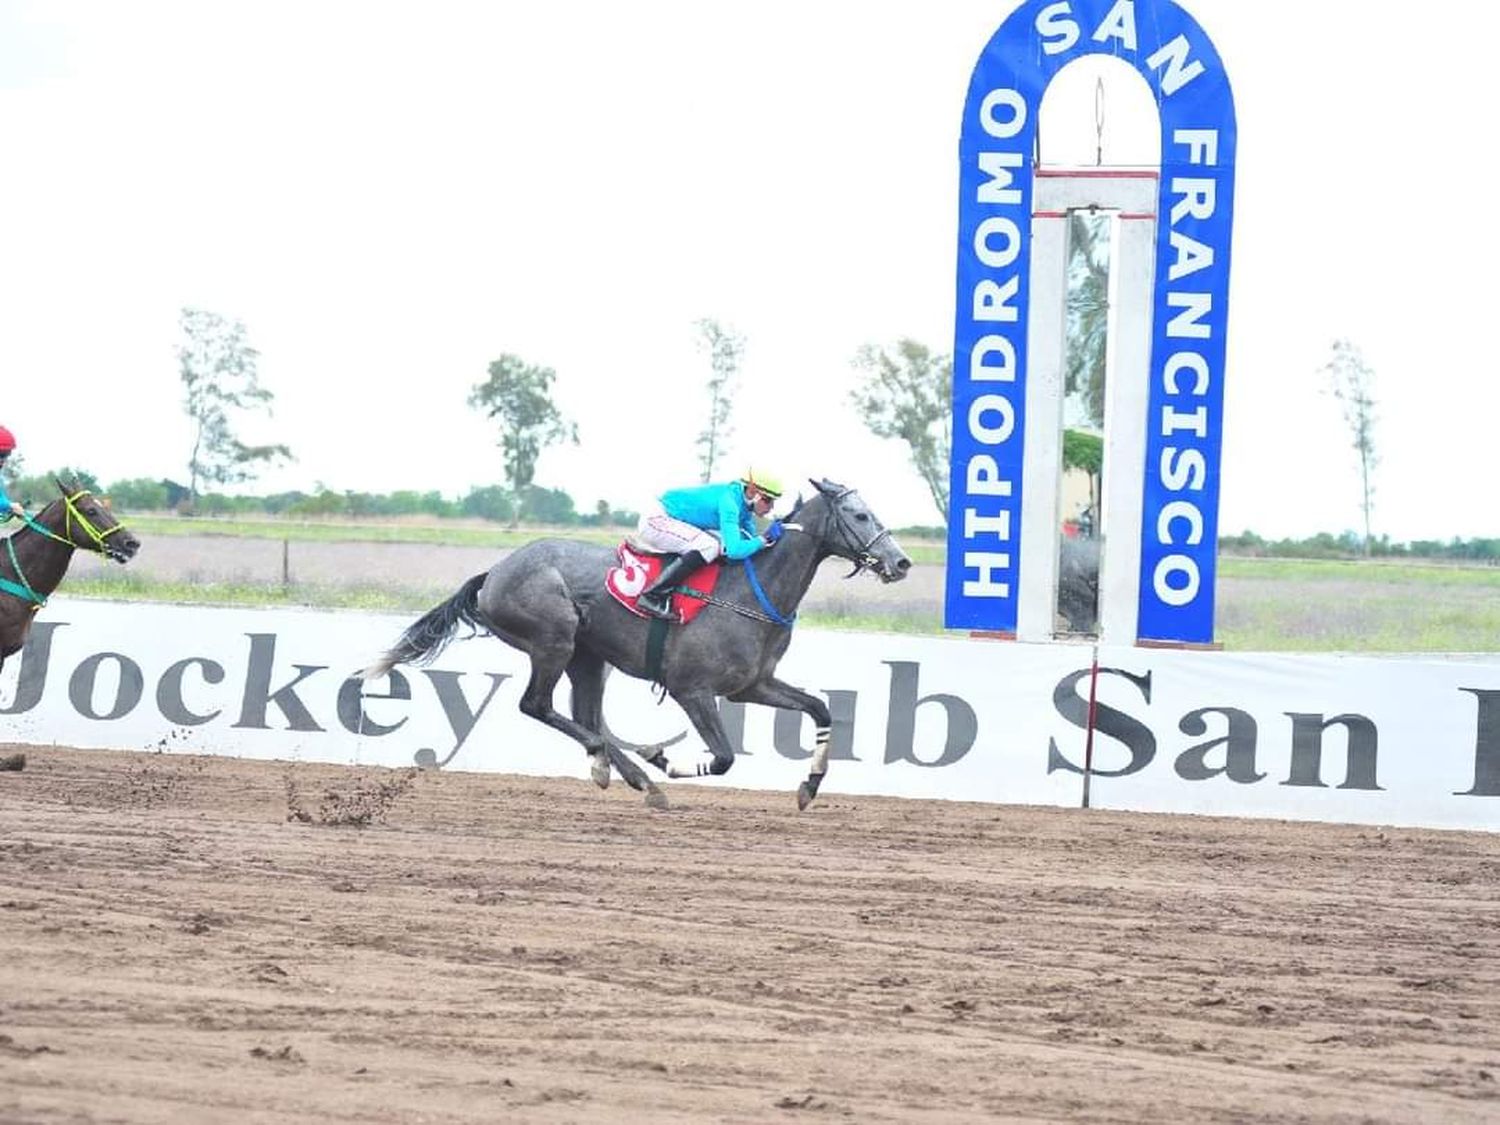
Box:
(819, 487, 893, 577)
(1, 489, 130, 607)
(41, 489, 129, 557)
(12, 488, 128, 558)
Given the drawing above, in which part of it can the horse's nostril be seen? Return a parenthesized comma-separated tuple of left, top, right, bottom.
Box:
(897, 557, 912, 571)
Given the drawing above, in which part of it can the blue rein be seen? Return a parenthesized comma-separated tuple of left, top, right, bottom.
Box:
(742, 555, 795, 627)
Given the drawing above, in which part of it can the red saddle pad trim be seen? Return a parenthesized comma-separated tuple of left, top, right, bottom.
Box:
(605, 543, 722, 623)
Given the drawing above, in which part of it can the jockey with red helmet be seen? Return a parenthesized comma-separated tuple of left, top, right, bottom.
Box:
(633, 467, 786, 621)
(0, 427, 22, 519)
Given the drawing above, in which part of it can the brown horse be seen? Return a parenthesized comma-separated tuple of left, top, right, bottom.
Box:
(0, 478, 141, 670)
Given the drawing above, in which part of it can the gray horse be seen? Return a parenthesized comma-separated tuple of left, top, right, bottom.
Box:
(360, 479, 911, 810)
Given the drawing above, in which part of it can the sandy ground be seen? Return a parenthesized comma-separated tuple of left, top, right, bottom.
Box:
(3, 746, 1498, 1124)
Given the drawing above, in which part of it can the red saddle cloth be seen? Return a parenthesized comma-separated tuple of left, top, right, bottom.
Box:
(605, 543, 722, 623)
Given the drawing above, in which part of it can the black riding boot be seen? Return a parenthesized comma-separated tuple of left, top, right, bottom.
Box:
(636, 550, 706, 621)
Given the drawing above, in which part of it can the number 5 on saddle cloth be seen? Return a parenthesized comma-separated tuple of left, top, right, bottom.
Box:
(605, 543, 722, 624)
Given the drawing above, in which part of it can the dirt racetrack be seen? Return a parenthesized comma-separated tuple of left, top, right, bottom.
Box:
(3, 748, 1499, 1123)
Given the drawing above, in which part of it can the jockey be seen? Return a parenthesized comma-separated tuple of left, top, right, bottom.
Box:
(0, 427, 22, 519)
(633, 467, 786, 620)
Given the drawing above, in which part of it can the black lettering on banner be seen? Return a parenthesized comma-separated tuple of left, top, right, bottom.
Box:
(157, 657, 225, 726)
(1282, 713, 1382, 790)
(1457, 687, 1500, 797)
(773, 690, 859, 762)
(1047, 667, 1155, 777)
(233, 633, 325, 732)
(337, 669, 412, 737)
(882, 661, 976, 767)
(0, 620, 64, 715)
(421, 669, 509, 751)
(69, 652, 145, 721)
(1175, 706, 1264, 782)
(718, 699, 748, 756)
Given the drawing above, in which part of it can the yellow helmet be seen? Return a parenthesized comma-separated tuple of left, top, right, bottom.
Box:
(741, 467, 784, 498)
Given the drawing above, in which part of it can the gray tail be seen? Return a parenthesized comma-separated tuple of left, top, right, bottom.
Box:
(359, 572, 488, 679)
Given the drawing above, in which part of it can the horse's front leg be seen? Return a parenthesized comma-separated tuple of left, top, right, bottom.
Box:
(658, 691, 737, 779)
(728, 677, 833, 811)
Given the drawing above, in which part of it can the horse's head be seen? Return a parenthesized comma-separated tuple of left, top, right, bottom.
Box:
(793, 479, 912, 583)
(43, 476, 141, 563)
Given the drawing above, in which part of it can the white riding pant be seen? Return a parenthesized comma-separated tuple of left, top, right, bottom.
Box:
(635, 507, 723, 562)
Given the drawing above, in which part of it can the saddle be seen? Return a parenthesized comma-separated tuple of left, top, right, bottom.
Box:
(605, 542, 722, 623)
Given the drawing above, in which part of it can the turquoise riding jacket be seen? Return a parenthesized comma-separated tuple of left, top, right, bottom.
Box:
(659, 481, 764, 561)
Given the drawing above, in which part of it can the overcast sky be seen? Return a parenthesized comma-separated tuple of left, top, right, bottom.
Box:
(1, 1, 1494, 542)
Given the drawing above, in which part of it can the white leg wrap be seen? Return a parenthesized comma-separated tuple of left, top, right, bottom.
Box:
(811, 727, 830, 775)
(668, 752, 719, 779)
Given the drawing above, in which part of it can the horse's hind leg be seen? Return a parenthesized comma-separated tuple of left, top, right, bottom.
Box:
(483, 565, 666, 809)
(566, 654, 613, 789)
(566, 654, 663, 804)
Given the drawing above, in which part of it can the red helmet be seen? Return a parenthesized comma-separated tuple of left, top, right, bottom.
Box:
(0, 426, 14, 453)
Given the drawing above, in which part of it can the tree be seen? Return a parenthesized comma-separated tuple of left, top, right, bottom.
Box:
(1062, 427, 1103, 531)
(1322, 339, 1379, 555)
(460, 484, 516, 524)
(1066, 212, 1110, 428)
(178, 307, 292, 501)
(103, 477, 172, 511)
(518, 484, 577, 525)
(694, 318, 744, 482)
(468, 354, 578, 527)
(849, 339, 951, 524)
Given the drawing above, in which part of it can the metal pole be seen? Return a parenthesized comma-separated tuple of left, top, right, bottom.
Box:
(1081, 642, 1100, 809)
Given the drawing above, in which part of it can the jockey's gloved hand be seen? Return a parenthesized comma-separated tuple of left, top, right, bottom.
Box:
(764, 520, 785, 544)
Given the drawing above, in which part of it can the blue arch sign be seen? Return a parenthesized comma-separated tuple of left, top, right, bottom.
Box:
(946, 0, 1236, 644)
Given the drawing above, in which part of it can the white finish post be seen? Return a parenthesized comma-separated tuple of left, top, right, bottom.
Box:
(1096, 210, 1157, 644)
(1024, 169, 1158, 643)
(1015, 213, 1068, 642)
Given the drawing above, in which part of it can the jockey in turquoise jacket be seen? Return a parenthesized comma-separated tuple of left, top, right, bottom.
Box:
(0, 426, 22, 519)
(633, 467, 786, 621)
(659, 481, 766, 562)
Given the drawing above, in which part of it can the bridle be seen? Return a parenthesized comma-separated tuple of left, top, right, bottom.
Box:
(24, 489, 129, 557)
(814, 486, 893, 578)
(1, 489, 130, 606)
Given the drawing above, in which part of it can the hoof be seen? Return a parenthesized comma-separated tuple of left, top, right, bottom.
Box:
(644, 784, 669, 811)
(797, 771, 825, 811)
(589, 751, 611, 789)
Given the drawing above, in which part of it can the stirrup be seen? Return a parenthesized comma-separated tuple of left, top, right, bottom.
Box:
(637, 590, 677, 621)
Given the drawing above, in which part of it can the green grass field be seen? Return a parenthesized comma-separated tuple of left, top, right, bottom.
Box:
(56, 516, 1500, 653)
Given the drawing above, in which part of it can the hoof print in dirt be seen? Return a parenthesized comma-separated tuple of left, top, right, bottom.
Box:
(250, 1045, 305, 1064)
(774, 1093, 827, 1111)
(182, 911, 226, 935)
(0, 1033, 57, 1057)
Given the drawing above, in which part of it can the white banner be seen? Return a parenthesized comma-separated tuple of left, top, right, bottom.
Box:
(2, 598, 1497, 832)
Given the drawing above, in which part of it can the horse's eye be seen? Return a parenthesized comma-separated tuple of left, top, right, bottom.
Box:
(855, 512, 869, 522)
